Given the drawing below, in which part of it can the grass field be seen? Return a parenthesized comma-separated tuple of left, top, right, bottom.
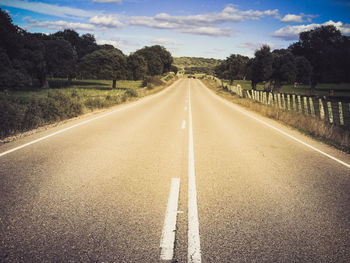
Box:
(222, 79, 350, 98)
(0, 79, 143, 104)
(0, 77, 175, 139)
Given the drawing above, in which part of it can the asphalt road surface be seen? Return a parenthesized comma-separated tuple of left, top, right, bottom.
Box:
(1, 78, 350, 262)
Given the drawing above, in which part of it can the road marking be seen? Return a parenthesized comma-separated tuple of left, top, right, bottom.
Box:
(160, 178, 181, 261)
(0, 80, 182, 158)
(188, 80, 202, 263)
(199, 80, 350, 169)
(182, 120, 186, 129)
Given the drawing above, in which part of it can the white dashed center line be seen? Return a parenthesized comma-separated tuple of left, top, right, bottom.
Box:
(187, 80, 202, 263)
(160, 178, 181, 261)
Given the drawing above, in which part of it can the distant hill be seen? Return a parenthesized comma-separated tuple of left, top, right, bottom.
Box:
(173, 57, 222, 69)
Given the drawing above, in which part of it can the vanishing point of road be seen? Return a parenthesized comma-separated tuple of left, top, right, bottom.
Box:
(1, 79, 350, 262)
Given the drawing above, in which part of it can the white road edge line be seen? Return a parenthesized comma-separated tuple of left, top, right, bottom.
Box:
(199, 80, 350, 169)
(182, 120, 186, 129)
(188, 80, 202, 263)
(160, 178, 181, 261)
(0, 79, 182, 158)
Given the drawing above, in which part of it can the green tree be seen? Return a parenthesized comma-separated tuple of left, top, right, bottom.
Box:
(79, 49, 127, 88)
(251, 45, 273, 90)
(127, 53, 147, 80)
(295, 56, 312, 84)
(135, 45, 173, 76)
(170, 65, 178, 74)
(271, 49, 297, 93)
(45, 39, 77, 83)
(289, 25, 347, 92)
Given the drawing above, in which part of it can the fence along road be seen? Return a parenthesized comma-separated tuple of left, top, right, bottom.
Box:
(1, 78, 350, 262)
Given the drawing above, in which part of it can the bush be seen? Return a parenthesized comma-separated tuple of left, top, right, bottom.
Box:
(142, 76, 164, 87)
(39, 91, 84, 122)
(22, 100, 43, 130)
(147, 83, 154, 90)
(125, 88, 138, 97)
(0, 98, 23, 137)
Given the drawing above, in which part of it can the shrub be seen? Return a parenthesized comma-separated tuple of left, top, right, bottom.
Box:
(0, 98, 23, 137)
(22, 100, 43, 130)
(142, 76, 164, 87)
(125, 88, 138, 97)
(39, 91, 84, 122)
(147, 83, 154, 90)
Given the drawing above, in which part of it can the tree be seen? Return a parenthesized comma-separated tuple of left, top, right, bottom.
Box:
(170, 65, 178, 75)
(289, 25, 347, 93)
(21, 33, 48, 89)
(45, 39, 77, 83)
(295, 56, 312, 85)
(0, 8, 22, 59)
(135, 45, 173, 76)
(251, 45, 273, 90)
(214, 54, 249, 84)
(127, 53, 147, 80)
(271, 49, 297, 93)
(79, 49, 127, 88)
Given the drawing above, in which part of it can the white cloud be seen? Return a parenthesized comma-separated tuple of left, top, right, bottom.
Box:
(127, 4, 279, 36)
(271, 20, 350, 40)
(0, 0, 100, 19)
(97, 38, 139, 50)
(237, 41, 282, 51)
(23, 17, 96, 31)
(89, 15, 124, 28)
(151, 38, 181, 45)
(129, 5, 279, 28)
(281, 14, 303, 23)
(180, 27, 232, 37)
(93, 0, 122, 3)
(280, 13, 318, 23)
(96, 39, 119, 47)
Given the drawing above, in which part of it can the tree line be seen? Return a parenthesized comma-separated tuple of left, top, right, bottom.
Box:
(0, 8, 175, 90)
(215, 25, 350, 93)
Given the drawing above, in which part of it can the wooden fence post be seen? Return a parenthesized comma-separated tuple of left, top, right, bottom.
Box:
(287, 95, 291, 111)
(277, 94, 282, 109)
(309, 97, 315, 117)
(338, 102, 344, 125)
(297, 96, 302, 112)
(327, 102, 333, 124)
(292, 94, 296, 111)
(319, 99, 325, 120)
(282, 94, 286, 110)
(303, 97, 308, 114)
(247, 90, 251, 99)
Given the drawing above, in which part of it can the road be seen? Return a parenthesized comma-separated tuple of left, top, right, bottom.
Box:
(1, 78, 350, 262)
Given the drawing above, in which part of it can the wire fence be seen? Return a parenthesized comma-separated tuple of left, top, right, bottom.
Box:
(211, 77, 350, 128)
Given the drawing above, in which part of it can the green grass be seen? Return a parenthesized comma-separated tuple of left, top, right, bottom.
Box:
(0, 75, 177, 140)
(0, 79, 144, 105)
(222, 79, 350, 97)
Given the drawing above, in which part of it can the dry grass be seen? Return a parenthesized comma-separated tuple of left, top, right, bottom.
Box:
(202, 79, 350, 152)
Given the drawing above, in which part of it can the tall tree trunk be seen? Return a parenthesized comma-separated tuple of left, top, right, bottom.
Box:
(252, 81, 257, 90)
(310, 83, 316, 96)
(67, 74, 73, 85)
(264, 80, 271, 92)
(112, 79, 116, 89)
(39, 74, 49, 89)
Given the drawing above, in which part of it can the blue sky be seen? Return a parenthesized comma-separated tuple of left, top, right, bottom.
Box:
(1, 0, 349, 59)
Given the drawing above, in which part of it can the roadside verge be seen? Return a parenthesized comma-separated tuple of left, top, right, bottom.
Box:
(201, 78, 350, 153)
